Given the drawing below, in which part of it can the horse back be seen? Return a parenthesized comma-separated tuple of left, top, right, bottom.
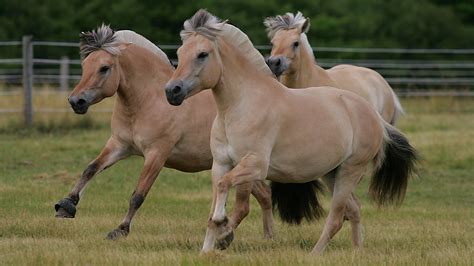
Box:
(326, 65, 396, 122)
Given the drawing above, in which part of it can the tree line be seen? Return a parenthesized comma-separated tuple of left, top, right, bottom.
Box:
(0, 0, 473, 59)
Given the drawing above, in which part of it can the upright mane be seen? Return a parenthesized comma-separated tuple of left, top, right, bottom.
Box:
(181, 9, 274, 77)
(264, 11, 315, 63)
(264, 11, 307, 39)
(79, 24, 170, 64)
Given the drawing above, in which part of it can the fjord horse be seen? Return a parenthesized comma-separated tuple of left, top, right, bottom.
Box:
(165, 10, 417, 254)
(54, 25, 273, 241)
(265, 12, 403, 125)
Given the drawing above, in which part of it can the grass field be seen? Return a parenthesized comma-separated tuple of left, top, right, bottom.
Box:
(0, 97, 473, 265)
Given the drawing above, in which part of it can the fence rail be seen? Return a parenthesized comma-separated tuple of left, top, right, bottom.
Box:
(0, 37, 473, 125)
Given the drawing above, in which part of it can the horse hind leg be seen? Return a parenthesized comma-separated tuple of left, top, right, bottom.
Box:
(251, 181, 273, 239)
(345, 193, 362, 248)
(106, 149, 169, 240)
(322, 171, 362, 248)
(312, 163, 366, 255)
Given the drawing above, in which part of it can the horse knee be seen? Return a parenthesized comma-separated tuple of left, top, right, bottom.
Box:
(217, 179, 231, 192)
(260, 197, 272, 210)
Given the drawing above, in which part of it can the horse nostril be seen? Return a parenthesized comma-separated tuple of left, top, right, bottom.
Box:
(275, 58, 281, 66)
(77, 98, 87, 107)
(172, 86, 182, 95)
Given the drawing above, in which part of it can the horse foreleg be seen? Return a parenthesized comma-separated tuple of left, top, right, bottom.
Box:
(215, 180, 273, 250)
(202, 153, 268, 253)
(55, 137, 128, 218)
(311, 163, 366, 255)
(106, 149, 168, 240)
(215, 182, 253, 250)
(202, 162, 231, 253)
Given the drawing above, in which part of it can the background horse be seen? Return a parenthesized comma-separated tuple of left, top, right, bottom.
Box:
(165, 10, 417, 254)
(265, 12, 403, 125)
(55, 25, 273, 241)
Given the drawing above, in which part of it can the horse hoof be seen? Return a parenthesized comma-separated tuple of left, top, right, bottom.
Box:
(264, 233, 273, 240)
(105, 228, 129, 240)
(54, 198, 76, 218)
(216, 231, 234, 250)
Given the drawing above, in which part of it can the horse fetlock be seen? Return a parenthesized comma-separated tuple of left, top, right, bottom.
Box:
(54, 197, 77, 218)
(211, 214, 228, 226)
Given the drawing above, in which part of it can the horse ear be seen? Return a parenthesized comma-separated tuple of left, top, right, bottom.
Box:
(300, 18, 310, 34)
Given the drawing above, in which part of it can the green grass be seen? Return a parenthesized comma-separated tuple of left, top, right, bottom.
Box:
(0, 97, 473, 265)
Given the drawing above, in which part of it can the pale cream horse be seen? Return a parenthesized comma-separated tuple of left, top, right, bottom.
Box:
(165, 10, 417, 254)
(265, 12, 403, 124)
(54, 25, 273, 242)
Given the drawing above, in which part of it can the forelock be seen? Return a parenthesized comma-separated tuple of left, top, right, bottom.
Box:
(79, 24, 121, 59)
(180, 9, 226, 41)
(264, 11, 307, 39)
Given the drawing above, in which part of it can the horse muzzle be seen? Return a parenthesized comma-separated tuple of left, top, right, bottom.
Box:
(165, 80, 187, 106)
(266, 56, 289, 78)
(68, 95, 91, 114)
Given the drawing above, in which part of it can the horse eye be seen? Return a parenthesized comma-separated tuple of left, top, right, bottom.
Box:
(197, 52, 209, 60)
(99, 66, 110, 74)
(293, 41, 299, 48)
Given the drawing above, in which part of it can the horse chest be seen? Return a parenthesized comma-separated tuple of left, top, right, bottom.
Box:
(112, 126, 146, 155)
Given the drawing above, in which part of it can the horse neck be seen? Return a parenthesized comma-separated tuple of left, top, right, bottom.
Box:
(116, 46, 173, 114)
(212, 40, 281, 114)
(281, 39, 336, 88)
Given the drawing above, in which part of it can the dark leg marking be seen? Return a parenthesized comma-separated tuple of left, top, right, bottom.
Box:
(82, 162, 99, 180)
(54, 162, 100, 218)
(105, 193, 145, 240)
(130, 192, 145, 210)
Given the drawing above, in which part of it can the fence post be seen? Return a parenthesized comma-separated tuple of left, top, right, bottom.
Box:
(59, 56, 69, 91)
(22, 35, 33, 126)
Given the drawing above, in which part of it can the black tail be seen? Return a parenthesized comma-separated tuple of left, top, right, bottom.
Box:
(271, 180, 325, 225)
(369, 124, 418, 206)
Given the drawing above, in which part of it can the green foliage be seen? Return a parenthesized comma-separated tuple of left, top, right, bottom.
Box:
(0, 0, 472, 49)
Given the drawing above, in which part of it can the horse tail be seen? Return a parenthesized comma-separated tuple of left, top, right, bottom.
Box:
(271, 180, 325, 225)
(369, 122, 418, 206)
(390, 90, 404, 125)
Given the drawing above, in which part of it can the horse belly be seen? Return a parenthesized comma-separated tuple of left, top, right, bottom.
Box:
(266, 149, 346, 183)
(165, 142, 213, 172)
(266, 93, 353, 183)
